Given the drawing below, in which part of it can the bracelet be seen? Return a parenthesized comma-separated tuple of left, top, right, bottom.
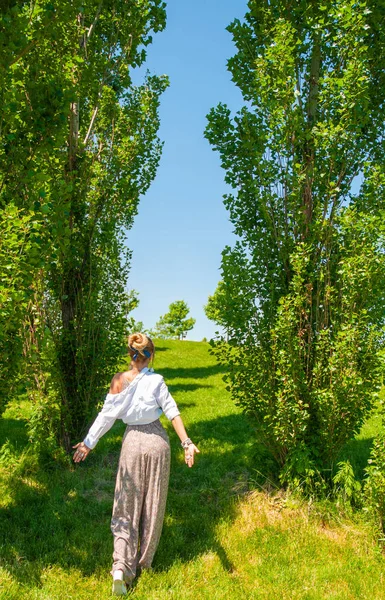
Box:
(181, 437, 192, 449)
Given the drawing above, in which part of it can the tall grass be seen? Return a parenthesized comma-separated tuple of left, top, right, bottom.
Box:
(0, 340, 384, 599)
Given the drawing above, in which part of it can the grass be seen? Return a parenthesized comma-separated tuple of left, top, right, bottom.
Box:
(0, 340, 385, 599)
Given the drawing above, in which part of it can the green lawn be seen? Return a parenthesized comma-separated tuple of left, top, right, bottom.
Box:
(1, 340, 385, 599)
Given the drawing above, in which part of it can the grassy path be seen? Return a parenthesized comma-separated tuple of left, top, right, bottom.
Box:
(1, 341, 385, 599)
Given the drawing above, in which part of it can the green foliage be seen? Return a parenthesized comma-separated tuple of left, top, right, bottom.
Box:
(0, 204, 41, 414)
(129, 320, 146, 334)
(364, 432, 385, 532)
(205, 0, 385, 487)
(153, 300, 196, 340)
(0, 0, 168, 449)
(126, 292, 148, 335)
(204, 280, 229, 335)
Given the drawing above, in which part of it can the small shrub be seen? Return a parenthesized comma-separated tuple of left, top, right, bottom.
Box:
(364, 434, 385, 531)
(333, 460, 362, 509)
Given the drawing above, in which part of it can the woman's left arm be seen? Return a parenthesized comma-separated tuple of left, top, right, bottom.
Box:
(171, 415, 200, 468)
(156, 377, 200, 468)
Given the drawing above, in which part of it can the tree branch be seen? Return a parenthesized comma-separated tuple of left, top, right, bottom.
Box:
(302, 33, 321, 233)
(7, 40, 37, 68)
(83, 106, 99, 145)
(87, 0, 103, 40)
(6, 13, 56, 68)
(68, 101, 79, 171)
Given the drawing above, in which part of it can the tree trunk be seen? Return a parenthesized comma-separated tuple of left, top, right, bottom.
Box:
(58, 38, 81, 449)
(58, 267, 79, 451)
(302, 34, 321, 235)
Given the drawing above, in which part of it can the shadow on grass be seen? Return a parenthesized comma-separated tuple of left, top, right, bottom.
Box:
(155, 413, 253, 572)
(0, 418, 28, 450)
(173, 402, 197, 411)
(158, 365, 226, 380)
(0, 413, 253, 586)
(337, 436, 375, 481)
(168, 383, 212, 394)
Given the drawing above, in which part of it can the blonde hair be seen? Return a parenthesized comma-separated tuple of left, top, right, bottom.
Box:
(128, 332, 155, 361)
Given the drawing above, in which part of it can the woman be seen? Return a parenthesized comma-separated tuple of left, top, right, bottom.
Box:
(73, 333, 199, 596)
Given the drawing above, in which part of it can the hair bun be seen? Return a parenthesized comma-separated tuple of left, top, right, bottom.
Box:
(128, 332, 154, 360)
(128, 332, 148, 352)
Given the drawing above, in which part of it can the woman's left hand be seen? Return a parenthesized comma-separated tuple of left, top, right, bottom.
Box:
(184, 443, 200, 468)
(73, 442, 91, 463)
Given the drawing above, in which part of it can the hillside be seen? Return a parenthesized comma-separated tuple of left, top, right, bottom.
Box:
(0, 340, 384, 599)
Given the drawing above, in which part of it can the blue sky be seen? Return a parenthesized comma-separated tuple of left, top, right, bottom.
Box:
(127, 0, 248, 340)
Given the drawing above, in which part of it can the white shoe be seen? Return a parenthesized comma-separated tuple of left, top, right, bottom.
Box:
(112, 579, 127, 596)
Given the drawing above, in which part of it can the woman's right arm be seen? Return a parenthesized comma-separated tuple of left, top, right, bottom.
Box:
(73, 374, 125, 461)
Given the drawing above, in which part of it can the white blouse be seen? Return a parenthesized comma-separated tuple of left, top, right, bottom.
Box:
(83, 368, 180, 449)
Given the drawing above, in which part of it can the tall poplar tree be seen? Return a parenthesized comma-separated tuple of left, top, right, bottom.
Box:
(0, 0, 168, 450)
(205, 0, 385, 483)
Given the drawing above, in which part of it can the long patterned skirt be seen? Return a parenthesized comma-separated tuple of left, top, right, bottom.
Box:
(110, 419, 171, 582)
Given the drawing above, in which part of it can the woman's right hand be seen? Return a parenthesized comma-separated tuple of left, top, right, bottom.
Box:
(184, 443, 200, 468)
(72, 442, 91, 463)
